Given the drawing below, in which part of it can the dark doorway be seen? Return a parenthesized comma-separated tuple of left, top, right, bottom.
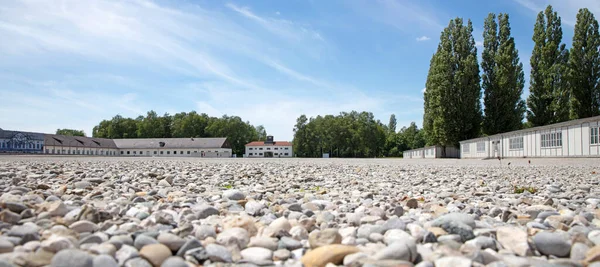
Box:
(264, 152, 273, 157)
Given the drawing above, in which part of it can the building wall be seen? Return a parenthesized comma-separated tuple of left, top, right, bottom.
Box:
(404, 146, 459, 159)
(44, 146, 119, 156)
(118, 148, 232, 158)
(245, 145, 293, 157)
(460, 119, 600, 159)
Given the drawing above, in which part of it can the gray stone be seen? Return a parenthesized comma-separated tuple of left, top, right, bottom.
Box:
(248, 237, 278, 251)
(195, 205, 219, 219)
(93, 254, 118, 267)
(157, 232, 185, 252)
(392, 206, 404, 217)
(589, 230, 600, 245)
(496, 226, 532, 256)
(158, 179, 171, 187)
(465, 236, 496, 250)
(0, 239, 14, 253)
(4, 202, 27, 214)
(74, 181, 91, 189)
(383, 229, 414, 245)
(436, 220, 475, 242)
(176, 239, 202, 257)
(279, 236, 302, 250)
(206, 244, 232, 263)
(273, 249, 291, 261)
(244, 201, 265, 216)
(373, 238, 418, 262)
(431, 213, 476, 229)
(195, 225, 216, 240)
(124, 257, 153, 267)
(134, 234, 158, 250)
(184, 247, 209, 263)
(69, 220, 98, 233)
(223, 189, 245, 200)
(51, 249, 93, 267)
(570, 242, 589, 261)
(0, 210, 21, 224)
(160, 257, 188, 267)
(116, 245, 140, 265)
(533, 231, 571, 257)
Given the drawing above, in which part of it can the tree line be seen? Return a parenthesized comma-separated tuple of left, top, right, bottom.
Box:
(424, 6, 600, 153)
(292, 111, 424, 157)
(91, 111, 267, 156)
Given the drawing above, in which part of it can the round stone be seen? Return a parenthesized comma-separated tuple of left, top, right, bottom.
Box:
(533, 231, 571, 257)
(159, 256, 188, 267)
(92, 254, 118, 267)
(50, 249, 93, 267)
(139, 244, 172, 267)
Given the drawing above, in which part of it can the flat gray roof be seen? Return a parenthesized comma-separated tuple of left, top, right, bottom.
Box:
(460, 115, 600, 144)
(112, 138, 230, 149)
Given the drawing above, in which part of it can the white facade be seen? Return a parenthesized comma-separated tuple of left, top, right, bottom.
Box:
(117, 148, 231, 157)
(460, 116, 600, 159)
(403, 145, 460, 159)
(245, 145, 292, 158)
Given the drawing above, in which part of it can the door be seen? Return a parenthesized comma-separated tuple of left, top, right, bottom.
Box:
(264, 152, 273, 157)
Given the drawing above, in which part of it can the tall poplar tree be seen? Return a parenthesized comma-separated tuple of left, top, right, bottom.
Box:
(569, 8, 600, 119)
(423, 18, 482, 152)
(481, 13, 526, 135)
(527, 5, 570, 126)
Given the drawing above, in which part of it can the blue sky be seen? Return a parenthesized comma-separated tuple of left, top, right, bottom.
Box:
(1, 0, 599, 141)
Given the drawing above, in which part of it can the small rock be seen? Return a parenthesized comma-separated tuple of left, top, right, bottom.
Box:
(216, 227, 249, 249)
(69, 220, 98, 233)
(406, 198, 419, 209)
(157, 232, 185, 252)
(223, 189, 245, 200)
(301, 245, 360, 267)
(0, 239, 14, 253)
(124, 257, 153, 267)
(176, 239, 202, 257)
(373, 238, 418, 262)
(533, 231, 571, 257)
(0, 210, 21, 224)
(195, 225, 216, 240)
(135, 234, 159, 250)
(93, 254, 118, 267)
(434, 256, 472, 267)
(195, 205, 219, 219)
(241, 247, 273, 264)
(206, 243, 232, 263)
(308, 229, 342, 249)
(116, 245, 139, 265)
(50, 249, 93, 267)
(273, 249, 291, 261)
(47, 201, 69, 217)
(158, 180, 171, 187)
(159, 257, 188, 267)
(496, 226, 532, 256)
(139, 244, 172, 267)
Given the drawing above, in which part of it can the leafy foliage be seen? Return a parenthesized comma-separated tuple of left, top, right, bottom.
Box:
(482, 13, 526, 135)
(92, 111, 262, 156)
(423, 18, 482, 150)
(56, 129, 86, 137)
(569, 8, 600, 119)
(527, 5, 570, 126)
(292, 111, 424, 158)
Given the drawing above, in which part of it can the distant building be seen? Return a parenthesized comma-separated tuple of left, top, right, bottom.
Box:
(113, 138, 231, 157)
(245, 136, 292, 158)
(0, 128, 232, 157)
(403, 145, 460, 159)
(460, 115, 600, 159)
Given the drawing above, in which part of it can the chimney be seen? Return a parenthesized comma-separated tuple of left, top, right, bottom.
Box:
(265, 135, 274, 145)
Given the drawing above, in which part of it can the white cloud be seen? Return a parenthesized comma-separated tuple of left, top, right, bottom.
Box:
(349, 0, 446, 32)
(416, 36, 430, 41)
(513, 0, 600, 27)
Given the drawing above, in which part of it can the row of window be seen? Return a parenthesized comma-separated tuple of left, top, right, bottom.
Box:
(541, 132, 562, 148)
(45, 149, 116, 155)
(121, 150, 222, 155)
(509, 137, 524, 150)
(248, 147, 290, 151)
(592, 127, 599, 145)
(248, 153, 289, 156)
(1, 142, 42, 149)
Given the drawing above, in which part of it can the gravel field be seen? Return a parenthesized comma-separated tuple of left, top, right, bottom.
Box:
(0, 156, 598, 267)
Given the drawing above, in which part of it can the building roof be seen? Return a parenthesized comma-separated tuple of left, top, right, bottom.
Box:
(460, 115, 600, 144)
(44, 134, 118, 148)
(245, 141, 292, 146)
(112, 138, 230, 149)
(0, 129, 45, 140)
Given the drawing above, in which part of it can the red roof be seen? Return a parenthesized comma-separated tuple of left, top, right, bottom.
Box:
(245, 141, 292, 146)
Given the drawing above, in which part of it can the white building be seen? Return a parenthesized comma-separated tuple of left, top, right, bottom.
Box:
(245, 136, 292, 158)
(460, 115, 600, 159)
(113, 138, 232, 157)
(403, 145, 460, 159)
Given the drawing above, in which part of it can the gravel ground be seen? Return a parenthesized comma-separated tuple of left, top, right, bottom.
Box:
(0, 156, 598, 267)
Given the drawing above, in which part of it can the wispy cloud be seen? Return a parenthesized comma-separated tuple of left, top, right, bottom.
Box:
(349, 0, 446, 32)
(513, 0, 600, 26)
(416, 36, 431, 41)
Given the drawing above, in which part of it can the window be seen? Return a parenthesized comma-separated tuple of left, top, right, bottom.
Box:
(181, 151, 183, 154)
(133, 151, 136, 154)
(274, 153, 278, 155)
(249, 148, 253, 150)
(121, 151, 124, 154)
(267, 147, 271, 150)
(284, 153, 289, 156)
(541, 132, 562, 148)
(167, 151, 170, 154)
(509, 137, 523, 150)
(127, 151, 130, 155)
(285, 147, 289, 150)
(160, 151, 164, 154)
(591, 127, 599, 145)
(274, 147, 278, 150)
(249, 153, 253, 156)
(477, 142, 485, 152)
(259, 153, 263, 155)
(174, 151, 177, 154)
(462, 144, 470, 153)
(140, 151, 143, 155)
(187, 151, 190, 154)
(154, 151, 157, 154)
(259, 148, 263, 150)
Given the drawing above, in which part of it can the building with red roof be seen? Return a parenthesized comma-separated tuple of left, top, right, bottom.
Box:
(245, 136, 293, 158)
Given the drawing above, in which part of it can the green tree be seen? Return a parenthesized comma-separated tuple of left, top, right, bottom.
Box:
(527, 5, 570, 126)
(569, 8, 600, 119)
(56, 129, 86, 137)
(482, 13, 526, 135)
(423, 18, 482, 153)
(255, 125, 267, 141)
(387, 114, 397, 134)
